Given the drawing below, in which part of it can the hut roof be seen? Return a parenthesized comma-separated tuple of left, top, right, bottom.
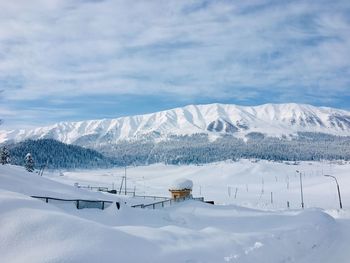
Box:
(169, 178, 193, 190)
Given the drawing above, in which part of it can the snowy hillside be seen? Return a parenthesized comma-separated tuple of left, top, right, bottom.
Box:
(1, 162, 350, 263)
(1, 103, 350, 146)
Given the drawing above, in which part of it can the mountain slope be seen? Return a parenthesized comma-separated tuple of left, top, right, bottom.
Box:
(1, 103, 350, 146)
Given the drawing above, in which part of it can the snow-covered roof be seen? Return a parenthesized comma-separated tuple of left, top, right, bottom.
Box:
(169, 178, 193, 190)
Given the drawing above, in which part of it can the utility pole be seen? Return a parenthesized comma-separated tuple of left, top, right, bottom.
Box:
(143, 176, 146, 195)
(124, 166, 127, 195)
(119, 176, 124, 194)
(324, 174, 343, 209)
(234, 187, 238, 199)
(296, 170, 304, 209)
(270, 192, 273, 204)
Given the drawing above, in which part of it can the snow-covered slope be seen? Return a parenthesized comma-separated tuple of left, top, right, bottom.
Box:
(1, 163, 350, 263)
(1, 103, 350, 145)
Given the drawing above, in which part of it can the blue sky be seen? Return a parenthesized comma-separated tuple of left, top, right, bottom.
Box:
(0, 0, 350, 129)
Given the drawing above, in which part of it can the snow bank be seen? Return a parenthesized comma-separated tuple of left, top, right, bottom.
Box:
(0, 190, 158, 263)
(0, 165, 121, 202)
(1, 163, 350, 263)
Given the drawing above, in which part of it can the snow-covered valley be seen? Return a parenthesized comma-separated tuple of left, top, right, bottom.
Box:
(1, 0, 349, 261)
(1, 160, 350, 262)
(52, 159, 350, 210)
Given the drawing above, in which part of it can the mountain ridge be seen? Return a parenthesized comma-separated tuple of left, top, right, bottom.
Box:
(1, 103, 350, 146)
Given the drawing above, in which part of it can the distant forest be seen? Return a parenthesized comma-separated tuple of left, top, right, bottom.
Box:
(5, 139, 114, 169)
(98, 132, 350, 166)
(2, 132, 350, 169)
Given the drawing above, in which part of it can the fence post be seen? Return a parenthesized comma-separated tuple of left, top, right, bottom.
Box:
(76, 200, 79, 209)
(287, 201, 290, 209)
(46, 198, 48, 203)
(102, 201, 105, 210)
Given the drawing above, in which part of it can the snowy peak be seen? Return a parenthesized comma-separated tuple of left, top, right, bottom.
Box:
(207, 118, 239, 133)
(1, 103, 350, 145)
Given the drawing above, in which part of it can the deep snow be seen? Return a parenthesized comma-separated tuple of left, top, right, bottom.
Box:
(1, 161, 350, 263)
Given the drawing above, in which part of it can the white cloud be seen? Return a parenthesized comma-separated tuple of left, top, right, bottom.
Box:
(0, 0, 349, 104)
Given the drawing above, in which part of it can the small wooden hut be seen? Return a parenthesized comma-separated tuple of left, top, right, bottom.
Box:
(169, 178, 193, 199)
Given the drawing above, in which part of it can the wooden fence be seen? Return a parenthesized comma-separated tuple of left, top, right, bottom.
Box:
(76, 184, 169, 200)
(31, 195, 120, 210)
(132, 196, 205, 209)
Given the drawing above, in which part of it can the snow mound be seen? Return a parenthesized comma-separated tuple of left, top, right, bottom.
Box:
(169, 178, 193, 190)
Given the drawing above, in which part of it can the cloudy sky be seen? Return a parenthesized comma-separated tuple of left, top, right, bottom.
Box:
(0, 0, 350, 129)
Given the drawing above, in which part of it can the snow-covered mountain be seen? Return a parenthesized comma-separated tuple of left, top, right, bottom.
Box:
(1, 103, 350, 145)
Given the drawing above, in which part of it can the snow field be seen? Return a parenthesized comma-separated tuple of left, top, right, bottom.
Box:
(57, 160, 350, 210)
(1, 161, 350, 262)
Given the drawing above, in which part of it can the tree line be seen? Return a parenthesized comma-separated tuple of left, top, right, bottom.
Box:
(1, 132, 350, 169)
(2, 139, 114, 170)
(97, 132, 350, 165)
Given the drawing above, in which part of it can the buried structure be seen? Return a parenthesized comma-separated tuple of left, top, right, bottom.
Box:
(169, 178, 193, 199)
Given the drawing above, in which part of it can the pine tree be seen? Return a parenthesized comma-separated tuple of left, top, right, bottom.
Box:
(1, 146, 10, 165)
(25, 153, 35, 172)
